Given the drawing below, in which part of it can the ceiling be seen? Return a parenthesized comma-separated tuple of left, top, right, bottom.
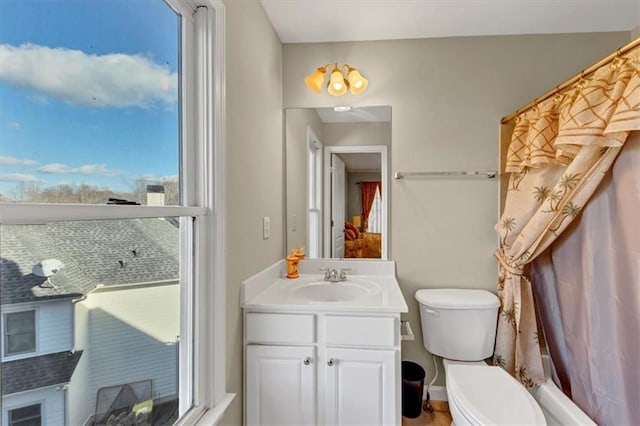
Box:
(337, 153, 381, 173)
(261, 0, 639, 43)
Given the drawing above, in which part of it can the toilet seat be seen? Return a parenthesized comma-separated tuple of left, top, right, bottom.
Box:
(447, 363, 546, 425)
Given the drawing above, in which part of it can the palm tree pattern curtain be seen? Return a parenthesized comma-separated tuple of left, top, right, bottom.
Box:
(359, 181, 381, 231)
(495, 50, 640, 386)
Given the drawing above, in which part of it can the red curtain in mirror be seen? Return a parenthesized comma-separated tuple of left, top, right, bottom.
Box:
(359, 181, 381, 231)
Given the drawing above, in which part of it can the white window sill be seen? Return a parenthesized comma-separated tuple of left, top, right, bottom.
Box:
(194, 393, 236, 425)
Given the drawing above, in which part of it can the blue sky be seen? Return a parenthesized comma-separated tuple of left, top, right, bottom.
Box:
(0, 0, 180, 198)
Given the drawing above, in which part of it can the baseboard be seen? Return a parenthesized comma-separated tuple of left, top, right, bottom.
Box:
(423, 385, 447, 402)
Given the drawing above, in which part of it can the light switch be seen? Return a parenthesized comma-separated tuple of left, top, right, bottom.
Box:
(263, 216, 270, 239)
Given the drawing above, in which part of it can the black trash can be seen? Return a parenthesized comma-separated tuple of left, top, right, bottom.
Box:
(401, 361, 425, 418)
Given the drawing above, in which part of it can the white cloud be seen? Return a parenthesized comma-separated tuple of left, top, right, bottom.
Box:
(0, 156, 37, 166)
(37, 163, 72, 174)
(38, 162, 118, 177)
(8, 121, 21, 129)
(0, 43, 177, 108)
(0, 173, 43, 183)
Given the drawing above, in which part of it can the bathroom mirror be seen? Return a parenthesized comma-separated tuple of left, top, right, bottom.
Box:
(285, 106, 391, 259)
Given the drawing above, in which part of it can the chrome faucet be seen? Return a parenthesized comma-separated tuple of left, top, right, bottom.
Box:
(323, 268, 339, 282)
(339, 268, 351, 281)
(321, 268, 351, 282)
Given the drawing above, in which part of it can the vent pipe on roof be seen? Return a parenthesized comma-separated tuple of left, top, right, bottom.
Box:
(146, 185, 165, 206)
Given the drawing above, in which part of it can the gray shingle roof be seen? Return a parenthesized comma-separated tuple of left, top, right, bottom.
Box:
(1, 219, 179, 305)
(1, 350, 83, 395)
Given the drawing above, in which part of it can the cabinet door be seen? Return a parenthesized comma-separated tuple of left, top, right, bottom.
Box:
(246, 345, 316, 426)
(325, 348, 398, 426)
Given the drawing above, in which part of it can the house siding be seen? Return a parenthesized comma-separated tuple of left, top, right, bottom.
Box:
(2, 386, 65, 426)
(39, 301, 73, 356)
(2, 300, 73, 361)
(68, 283, 179, 423)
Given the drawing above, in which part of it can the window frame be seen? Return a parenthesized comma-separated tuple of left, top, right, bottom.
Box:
(307, 127, 322, 258)
(3, 309, 37, 358)
(0, 0, 230, 424)
(8, 402, 42, 426)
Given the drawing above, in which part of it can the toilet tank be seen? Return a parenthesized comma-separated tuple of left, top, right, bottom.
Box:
(415, 289, 500, 361)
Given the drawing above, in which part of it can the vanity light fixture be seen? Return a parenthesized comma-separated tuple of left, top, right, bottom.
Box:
(304, 63, 368, 96)
(333, 106, 353, 112)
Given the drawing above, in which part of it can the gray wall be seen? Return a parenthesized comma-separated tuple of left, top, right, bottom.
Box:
(222, 0, 283, 424)
(633, 25, 640, 39)
(285, 108, 323, 254)
(283, 32, 629, 385)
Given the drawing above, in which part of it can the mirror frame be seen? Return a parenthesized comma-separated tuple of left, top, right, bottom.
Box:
(323, 145, 389, 259)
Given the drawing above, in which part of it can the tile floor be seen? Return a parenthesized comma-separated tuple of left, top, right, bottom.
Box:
(402, 400, 452, 426)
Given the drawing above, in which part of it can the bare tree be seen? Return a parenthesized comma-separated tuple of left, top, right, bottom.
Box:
(126, 177, 179, 205)
(6, 178, 180, 205)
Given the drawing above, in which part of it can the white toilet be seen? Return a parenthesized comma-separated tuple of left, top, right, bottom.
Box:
(416, 289, 546, 425)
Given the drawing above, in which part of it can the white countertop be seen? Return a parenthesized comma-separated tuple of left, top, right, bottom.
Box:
(241, 259, 408, 313)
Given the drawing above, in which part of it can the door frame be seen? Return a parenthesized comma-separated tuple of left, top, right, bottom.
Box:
(323, 145, 389, 259)
(330, 153, 346, 258)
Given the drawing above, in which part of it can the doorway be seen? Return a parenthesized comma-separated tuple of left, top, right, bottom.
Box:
(323, 145, 388, 259)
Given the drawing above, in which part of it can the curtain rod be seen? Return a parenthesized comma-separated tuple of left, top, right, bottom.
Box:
(394, 170, 497, 179)
(501, 37, 640, 124)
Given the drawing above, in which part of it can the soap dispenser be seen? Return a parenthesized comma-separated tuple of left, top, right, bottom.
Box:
(286, 250, 300, 279)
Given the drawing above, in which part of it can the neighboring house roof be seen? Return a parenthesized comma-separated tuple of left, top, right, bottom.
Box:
(1, 350, 83, 395)
(1, 219, 179, 305)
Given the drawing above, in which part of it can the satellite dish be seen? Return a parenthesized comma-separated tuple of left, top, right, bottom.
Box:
(32, 259, 64, 289)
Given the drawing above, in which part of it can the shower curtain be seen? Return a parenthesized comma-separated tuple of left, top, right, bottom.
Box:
(494, 48, 640, 388)
(531, 132, 640, 425)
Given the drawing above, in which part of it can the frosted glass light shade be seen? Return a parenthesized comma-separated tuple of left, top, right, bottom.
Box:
(305, 63, 368, 96)
(305, 68, 327, 93)
(328, 67, 348, 96)
(347, 68, 368, 94)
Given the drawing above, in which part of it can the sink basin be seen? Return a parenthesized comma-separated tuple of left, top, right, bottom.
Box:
(290, 278, 382, 303)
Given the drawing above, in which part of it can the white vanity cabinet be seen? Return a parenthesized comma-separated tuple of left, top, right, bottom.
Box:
(324, 347, 397, 425)
(244, 311, 401, 426)
(245, 345, 317, 425)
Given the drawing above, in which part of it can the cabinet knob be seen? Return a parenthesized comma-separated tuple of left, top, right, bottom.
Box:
(327, 358, 335, 366)
(303, 357, 312, 365)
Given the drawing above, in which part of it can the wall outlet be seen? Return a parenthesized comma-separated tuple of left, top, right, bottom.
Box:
(263, 216, 270, 239)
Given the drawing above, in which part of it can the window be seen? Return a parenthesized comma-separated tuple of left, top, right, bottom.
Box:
(8, 404, 41, 426)
(3, 311, 36, 357)
(367, 187, 382, 233)
(307, 129, 322, 258)
(0, 0, 227, 424)
(0, 1, 181, 205)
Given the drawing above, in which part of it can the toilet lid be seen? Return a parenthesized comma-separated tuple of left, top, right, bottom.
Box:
(447, 364, 546, 425)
